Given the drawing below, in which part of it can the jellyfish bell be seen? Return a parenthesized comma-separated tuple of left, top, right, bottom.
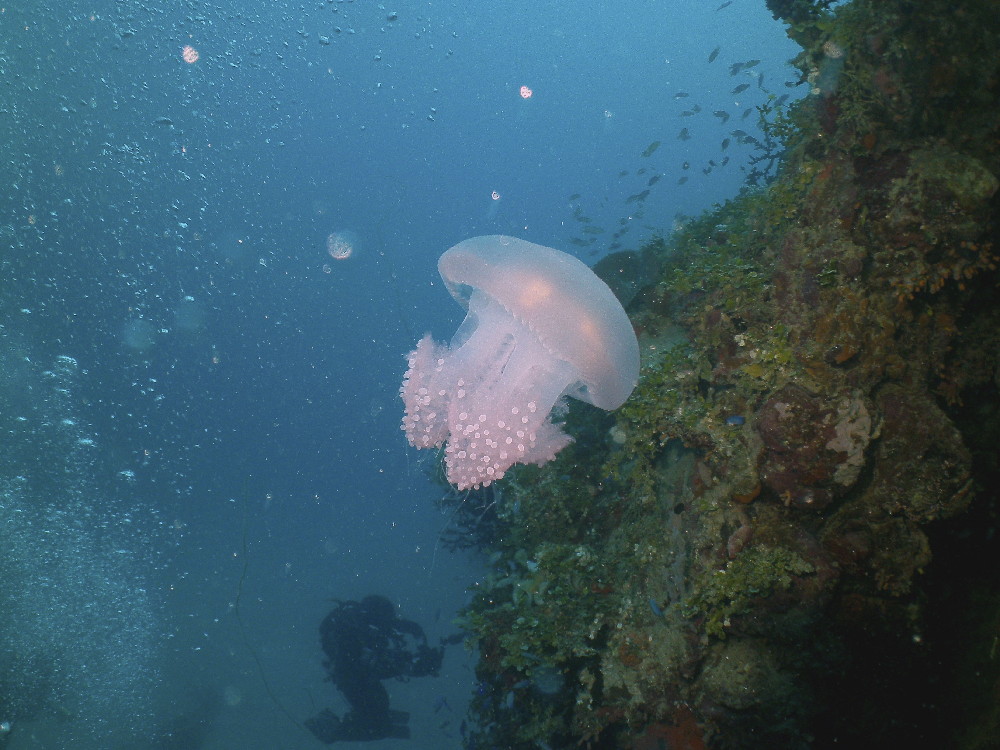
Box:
(326, 229, 360, 261)
(400, 235, 639, 490)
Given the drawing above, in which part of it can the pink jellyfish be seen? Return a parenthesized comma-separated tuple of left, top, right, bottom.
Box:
(400, 235, 639, 490)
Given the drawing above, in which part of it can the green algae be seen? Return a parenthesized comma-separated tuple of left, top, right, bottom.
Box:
(681, 546, 815, 639)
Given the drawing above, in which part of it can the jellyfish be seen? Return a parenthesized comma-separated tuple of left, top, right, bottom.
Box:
(326, 229, 360, 261)
(400, 235, 639, 490)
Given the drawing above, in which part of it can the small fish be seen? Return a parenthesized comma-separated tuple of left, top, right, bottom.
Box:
(582, 225, 605, 234)
(729, 62, 744, 76)
(647, 174, 661, 186)
(576, 215, 591, 223)
(703, 166, 712, 175)
(618, 169, 629, 177)
(716, 0, 733, 9)
(568, 192, 581, 201)
(682, 161, 690, 170)
(731, 83, 750, 95)
(154, 116, 173, 125)
(721, 138, 731, 150)
(742, 107, 753, 119)
(674, 91, 690, 98)
(757, 72, 765, 87)
(678, 175, 688, 184)
(641, 141, 661, 157)
(625, 190, 650, 203)
(725, 415, 746, 426)
(713, 110, 730, 123)
(570, 237, 589, 247)
(649, 598, 665, 617)
(721, 156, 730, 166)
(731, 129, 748, 138)
(745, 59, 761, 69)
(709, 159, 717, 167)
(775, 94, 790, 106)
(637, 167, 647, 174)
(708, 46, 721, 63)
(678, 127, 690, 141)
(681, 109, 697, 117)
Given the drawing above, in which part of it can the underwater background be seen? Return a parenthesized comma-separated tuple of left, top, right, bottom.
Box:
(0, 1, 797, 746)
(3, 0, 998, 749)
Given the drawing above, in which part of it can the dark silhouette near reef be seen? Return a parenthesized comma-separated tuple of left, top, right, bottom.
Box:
(306, 595, 444, 743)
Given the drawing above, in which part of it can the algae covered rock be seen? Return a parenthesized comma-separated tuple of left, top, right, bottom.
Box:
(757, 385, 876, 509)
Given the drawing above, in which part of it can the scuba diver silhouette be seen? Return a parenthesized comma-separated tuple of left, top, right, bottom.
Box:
(306, 595, 445, 743)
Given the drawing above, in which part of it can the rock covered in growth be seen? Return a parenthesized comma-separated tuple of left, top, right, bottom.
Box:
(757, 385, 876, 509)
(458, 1, 999, 748)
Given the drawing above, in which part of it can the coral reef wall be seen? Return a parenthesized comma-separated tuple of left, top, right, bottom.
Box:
(457, 1, 999, 748)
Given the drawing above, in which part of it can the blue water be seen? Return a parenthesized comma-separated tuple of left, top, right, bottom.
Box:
(0, 1, 801, 747)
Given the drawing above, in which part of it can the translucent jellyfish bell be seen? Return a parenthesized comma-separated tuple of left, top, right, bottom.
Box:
(326, 229, 360, 261)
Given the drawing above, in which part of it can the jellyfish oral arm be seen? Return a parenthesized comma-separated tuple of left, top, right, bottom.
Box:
(400, 334, 451, 450)
(401, 293, 577, 490)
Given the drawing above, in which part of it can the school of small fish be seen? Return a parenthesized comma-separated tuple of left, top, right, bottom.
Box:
(565, 4, 803, 256)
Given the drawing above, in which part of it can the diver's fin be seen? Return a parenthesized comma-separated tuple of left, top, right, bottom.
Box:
(305, 708, 342, 744)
